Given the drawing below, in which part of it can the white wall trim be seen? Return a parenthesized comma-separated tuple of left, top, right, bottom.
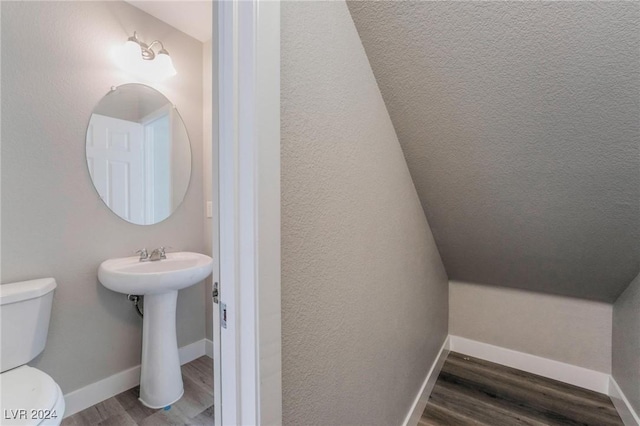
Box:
(449, 335, 610, 394)
(610, 377, 640, 426)
(205, 338, 214, 359)
(178, 339, 207, 365)
(63, 365, 140, 419)
(218, 0, 282, 425)
(63, 339, 208, 418)
(402, 337, 450, 426)
(217, 1, 239, 423)
(402, 336, 636, 425)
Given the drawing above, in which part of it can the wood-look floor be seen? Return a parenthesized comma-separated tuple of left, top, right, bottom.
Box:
(61, 357, 213, 426)
(421, 352, 623, 426)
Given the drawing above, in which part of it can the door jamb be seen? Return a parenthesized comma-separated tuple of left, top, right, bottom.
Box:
(217, 1, 282, 424)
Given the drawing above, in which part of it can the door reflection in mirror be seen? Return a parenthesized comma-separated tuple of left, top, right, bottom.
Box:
(86, 84, 191, 225)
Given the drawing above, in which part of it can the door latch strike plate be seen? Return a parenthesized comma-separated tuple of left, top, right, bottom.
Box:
(221, 302, 227, 329)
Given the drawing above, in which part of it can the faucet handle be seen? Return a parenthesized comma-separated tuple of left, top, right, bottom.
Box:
(158, 246, 174, 259)
(135, 248, 149, 261)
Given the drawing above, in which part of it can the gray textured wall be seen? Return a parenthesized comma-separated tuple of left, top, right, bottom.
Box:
(348, 1, 640, 302)
(450, 281, 612, 373)
(281, 2, 449, 425)
(1, 1, 206, 393)
(613, 273, 640, 414)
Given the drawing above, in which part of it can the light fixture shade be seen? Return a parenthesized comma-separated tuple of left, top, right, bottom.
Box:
(112, 35, 177, 82)
(122, 40, 142, 62)
(153, 52, 177, 81)
(113, 40, 145, 75)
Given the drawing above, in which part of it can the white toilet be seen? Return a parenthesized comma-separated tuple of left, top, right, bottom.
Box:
(0, 278, 65, 425)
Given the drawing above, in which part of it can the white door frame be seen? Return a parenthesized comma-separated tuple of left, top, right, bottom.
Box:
(217, 1, 282, 425)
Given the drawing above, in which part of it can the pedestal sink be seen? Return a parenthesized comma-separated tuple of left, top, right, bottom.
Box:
(98, 252, 213, 408)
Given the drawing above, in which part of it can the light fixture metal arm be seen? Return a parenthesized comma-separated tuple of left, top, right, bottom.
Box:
(147, 40, 167, 52)
(116, 31, 177, 80)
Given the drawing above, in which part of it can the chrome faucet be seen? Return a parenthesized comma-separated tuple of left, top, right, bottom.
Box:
(148, 247, 167, 261)
(136, 248, 149, 262)
(135, 247, 166, 262)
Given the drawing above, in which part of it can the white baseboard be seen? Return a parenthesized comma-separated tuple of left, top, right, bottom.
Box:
(402, 336, 450, 426)
(205, 338, 214, 358)
(401, 335, 633, 426)
(63, 364, 141, 420)
(63, 338, 209, 418)
(448, 335, 610, 394)
(610, 377, 640, 426)
(178, 339, 207, 365)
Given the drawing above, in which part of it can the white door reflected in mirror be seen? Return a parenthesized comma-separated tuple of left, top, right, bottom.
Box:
(86, 84, 191, 225)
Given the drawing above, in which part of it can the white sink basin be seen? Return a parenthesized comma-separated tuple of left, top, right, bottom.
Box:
(98, 251, 213, 409)
(98, 252, 213, 295)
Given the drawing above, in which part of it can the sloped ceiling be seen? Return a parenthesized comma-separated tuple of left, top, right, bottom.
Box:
(125, 1, 212, 42)
(348, 1, 639, 302)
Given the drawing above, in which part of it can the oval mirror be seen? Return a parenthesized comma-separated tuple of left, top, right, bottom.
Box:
(86, 84, 191, 225)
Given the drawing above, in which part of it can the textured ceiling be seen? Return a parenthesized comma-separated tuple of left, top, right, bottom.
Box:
(348, 1, 639, 302)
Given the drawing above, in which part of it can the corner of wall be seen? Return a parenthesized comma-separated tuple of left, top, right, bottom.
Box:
(612, 272, 640, 419)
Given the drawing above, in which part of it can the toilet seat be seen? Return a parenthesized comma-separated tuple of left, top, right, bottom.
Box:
(0, 366, 65, 426)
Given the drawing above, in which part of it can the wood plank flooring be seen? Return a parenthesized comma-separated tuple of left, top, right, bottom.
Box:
(63, 352, 623, 425)
(61, 357, 214, 426)
(421, 352, 623, 426)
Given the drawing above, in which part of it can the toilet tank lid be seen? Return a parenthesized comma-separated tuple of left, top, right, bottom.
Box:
(0, 278, 57, 305)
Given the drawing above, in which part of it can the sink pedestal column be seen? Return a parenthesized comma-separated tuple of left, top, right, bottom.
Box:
(139, 290, 184, 408)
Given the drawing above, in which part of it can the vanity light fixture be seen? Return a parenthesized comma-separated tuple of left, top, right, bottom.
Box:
(113, 32, 177, 82)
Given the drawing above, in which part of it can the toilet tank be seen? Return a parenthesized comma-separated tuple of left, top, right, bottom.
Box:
(0, 278, 56, 372)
